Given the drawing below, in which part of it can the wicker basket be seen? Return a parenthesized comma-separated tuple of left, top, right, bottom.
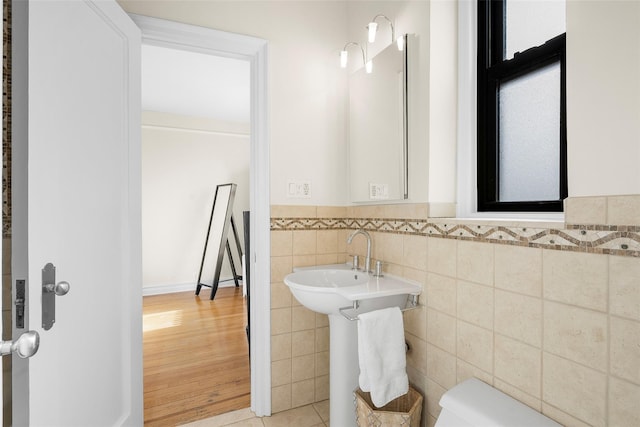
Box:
(354, 386, 423, 427)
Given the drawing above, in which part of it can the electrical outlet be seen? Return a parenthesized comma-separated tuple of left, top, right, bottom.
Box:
(300, 181, 311, 198)
(369, 183, 389, 200)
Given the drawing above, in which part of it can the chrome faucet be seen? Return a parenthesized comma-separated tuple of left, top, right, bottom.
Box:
(347, 229, 372, 273)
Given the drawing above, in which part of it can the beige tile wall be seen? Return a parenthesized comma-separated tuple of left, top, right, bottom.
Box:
(271, 198, 640, 427)
(270, 206, 348, 413)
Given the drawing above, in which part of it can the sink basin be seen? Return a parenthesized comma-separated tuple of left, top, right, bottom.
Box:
(284, 267, 421, 315)
(283, 265, 422, 427)
(284, 269, 366, 314)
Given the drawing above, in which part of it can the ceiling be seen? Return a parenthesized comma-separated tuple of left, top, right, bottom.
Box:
(141, 44, 250, 123)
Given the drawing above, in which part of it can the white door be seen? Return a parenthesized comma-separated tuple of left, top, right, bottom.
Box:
(11, 0, 142, 425)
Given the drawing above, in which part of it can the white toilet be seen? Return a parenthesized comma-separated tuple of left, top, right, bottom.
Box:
(435, 378, 562, 427)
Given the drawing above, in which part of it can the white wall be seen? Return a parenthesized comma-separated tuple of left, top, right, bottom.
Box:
(427, 0, 457, 211)
(567, 0, 640, 197)
(122, 0, 640, 211)
(121, 0, 457, 209)
(141, 112, 249, 290)
(120, 0, 351, 206)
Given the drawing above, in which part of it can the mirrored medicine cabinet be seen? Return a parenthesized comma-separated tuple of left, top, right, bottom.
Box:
(349, 34, 416, 203)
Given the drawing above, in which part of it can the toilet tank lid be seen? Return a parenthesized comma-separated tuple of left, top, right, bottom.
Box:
(439, 379, 561, 427)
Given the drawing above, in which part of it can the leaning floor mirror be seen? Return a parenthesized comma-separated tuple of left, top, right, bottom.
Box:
(196, 183, 238, 300)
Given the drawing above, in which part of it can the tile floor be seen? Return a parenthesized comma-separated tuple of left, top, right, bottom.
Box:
(180, 401, 330, 427)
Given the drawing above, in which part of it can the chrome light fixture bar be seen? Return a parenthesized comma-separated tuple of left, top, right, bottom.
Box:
(340, 41, 372, 73)
(367, 14, 404, 51)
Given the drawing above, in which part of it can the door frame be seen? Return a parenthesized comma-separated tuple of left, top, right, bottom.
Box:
(130, 14, 271, 417)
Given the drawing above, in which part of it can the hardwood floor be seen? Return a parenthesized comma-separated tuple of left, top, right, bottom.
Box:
(143, 287, 250, 426)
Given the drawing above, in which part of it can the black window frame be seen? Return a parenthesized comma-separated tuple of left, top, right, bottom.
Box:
(477, 0, 567, 212)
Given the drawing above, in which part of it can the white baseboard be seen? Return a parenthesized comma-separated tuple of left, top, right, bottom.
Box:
(142, 279, 240, 296)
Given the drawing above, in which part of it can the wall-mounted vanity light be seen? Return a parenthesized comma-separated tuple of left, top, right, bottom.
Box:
(367, 14, 404, 51)
(340, 41, 372, 74)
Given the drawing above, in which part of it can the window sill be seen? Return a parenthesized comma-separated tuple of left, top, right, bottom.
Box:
(442, 212, 565, 229)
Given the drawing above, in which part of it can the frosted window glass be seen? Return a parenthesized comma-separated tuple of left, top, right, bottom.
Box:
(499, 62, 560, 202)
(505, 0, 565, 59)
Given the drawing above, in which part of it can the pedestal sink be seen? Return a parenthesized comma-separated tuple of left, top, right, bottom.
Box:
(284, 264, 421, 427)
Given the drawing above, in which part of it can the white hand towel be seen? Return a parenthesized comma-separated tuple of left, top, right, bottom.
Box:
(357, 306, 409, 408)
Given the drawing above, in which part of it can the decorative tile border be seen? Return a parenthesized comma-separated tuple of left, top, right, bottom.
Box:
(271, 217, 640, 258)
(271, 218, 351, 230)
(3, 0, 11, 238)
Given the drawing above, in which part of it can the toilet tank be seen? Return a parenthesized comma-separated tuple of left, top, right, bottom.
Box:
(435, 379, 562, 427)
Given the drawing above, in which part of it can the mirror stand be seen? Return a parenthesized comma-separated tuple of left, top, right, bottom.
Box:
(195, 183, 244, 300)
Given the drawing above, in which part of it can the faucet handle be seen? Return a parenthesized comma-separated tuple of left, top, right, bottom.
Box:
(350, 255, 360, 270)
(373, 260, 384, 277)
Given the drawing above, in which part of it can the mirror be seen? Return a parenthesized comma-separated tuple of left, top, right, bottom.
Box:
(349, 34, 413, 202)
(196, 183, 237, 300)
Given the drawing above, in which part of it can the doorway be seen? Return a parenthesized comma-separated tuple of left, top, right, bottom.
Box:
(130, 13, 272, 419)
(140, 41, 251, 425)
(4, 9, 270, 422)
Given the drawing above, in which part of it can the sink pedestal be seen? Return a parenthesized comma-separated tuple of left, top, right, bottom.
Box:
(328, 314, 359, 427)
(283, 267, 421, 427)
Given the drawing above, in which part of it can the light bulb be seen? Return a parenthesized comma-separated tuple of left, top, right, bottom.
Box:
(340, 50, 348, 68)
(365, 60, 373, 74)
(397, 35, 405, 51)
(367, 22, 378, 43)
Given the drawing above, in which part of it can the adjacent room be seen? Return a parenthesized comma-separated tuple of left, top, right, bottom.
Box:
(140, 44, 251, 425)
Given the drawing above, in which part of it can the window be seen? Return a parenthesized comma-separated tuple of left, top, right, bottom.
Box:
(477, 0, 566, 212)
